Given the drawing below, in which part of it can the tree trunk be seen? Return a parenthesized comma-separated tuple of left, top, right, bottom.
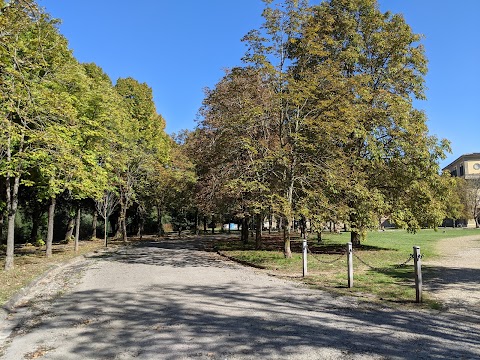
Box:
(211, 215, 215, 234)
(103, 211, 108, 247)
(121, 208, 128, 243)
(115, 217, 121, 238)
(46, 197, 56, 257)
(137, 207, 145, 241)
(203, 216, 207, 234)
(249, 217, 255, 239)
(241, 216, 249, 244)
(157, 206, 164, 236)
(0, 213, 3, 246)
(195, 210, 199, 235)
(30, 213, 40, 244)
(139, 219, 144, 240)
(351, 230, 362, 247)
(74, 208, 81, 252)
(120, 201, 127, 243)
(5, 175, 21, 271)
(255, 213, 262, 249)
(283, 220, 292, 258)
(300, 216, 306, 239)
(92, 210, 98, 239)
(5, 212, 15, 270)
(65, 217, 75, 243)
(268, 213, 272, 234)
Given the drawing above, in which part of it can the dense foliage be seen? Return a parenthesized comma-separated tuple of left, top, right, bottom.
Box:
(191, 0, 459, 256)
(1, 0, 461, 270)
(0, 0, 176, 269)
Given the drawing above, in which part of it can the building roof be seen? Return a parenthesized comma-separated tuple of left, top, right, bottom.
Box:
(443, 153, 480, 171)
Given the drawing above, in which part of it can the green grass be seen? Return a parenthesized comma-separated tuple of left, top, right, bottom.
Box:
(359, 227, 478, 255)
(222, 228, 480, 308)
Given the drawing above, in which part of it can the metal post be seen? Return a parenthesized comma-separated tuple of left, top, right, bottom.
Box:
(302, 238, 308, 277)
(347, 242, 353, 288)
(413, 246, 422, 303)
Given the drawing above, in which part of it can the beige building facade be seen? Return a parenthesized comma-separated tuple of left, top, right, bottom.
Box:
(443, 153, 480, 179)
(443, 153, 480, 228)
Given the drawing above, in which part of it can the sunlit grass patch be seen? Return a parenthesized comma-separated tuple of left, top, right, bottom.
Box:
(221, 228, 480, 308)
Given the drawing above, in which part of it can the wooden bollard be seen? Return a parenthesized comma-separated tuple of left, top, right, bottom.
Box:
(347, 242, 353, 288)
(414, 246, 422, 303)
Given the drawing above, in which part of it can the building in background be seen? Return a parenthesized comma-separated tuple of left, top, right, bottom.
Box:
(443, 153, 480, 179)
(443, 153, 480, 227)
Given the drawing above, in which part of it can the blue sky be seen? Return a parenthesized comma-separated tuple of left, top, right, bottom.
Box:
(37, 0, 479, 168)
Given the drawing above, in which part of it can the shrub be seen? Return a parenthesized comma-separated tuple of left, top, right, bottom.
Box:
(35, 238, 45, 247)
(61, 235, 74, 244)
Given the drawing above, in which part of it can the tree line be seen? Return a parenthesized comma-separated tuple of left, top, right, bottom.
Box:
(1, 0, 463, 270)
(0, 0, 196, 270)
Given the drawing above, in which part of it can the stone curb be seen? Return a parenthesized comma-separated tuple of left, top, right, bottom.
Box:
(1, 257, 80, 318)
(0, 246, 115, 320)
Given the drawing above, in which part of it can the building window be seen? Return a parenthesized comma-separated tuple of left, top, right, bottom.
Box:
(460, 165, 464, 176)
(451, 169, 457, 177)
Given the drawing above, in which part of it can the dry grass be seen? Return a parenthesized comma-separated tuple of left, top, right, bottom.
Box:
(0, 239, 107, 306)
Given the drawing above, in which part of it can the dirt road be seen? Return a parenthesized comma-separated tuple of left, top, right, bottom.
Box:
(424, 234, 480, 311)
(1, 237, 479, 359)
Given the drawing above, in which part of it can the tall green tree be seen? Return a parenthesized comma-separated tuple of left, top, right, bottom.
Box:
(114, 78, 169, 242)
(294, 0, 451, 244)
(242, 0, 316, 256)
(0, 0, 79, 268)
(196, 67, 277, 246)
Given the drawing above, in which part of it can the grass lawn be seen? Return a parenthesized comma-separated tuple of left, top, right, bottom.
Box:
(0, 239, 107, 307)
(219, 228, 480, 308)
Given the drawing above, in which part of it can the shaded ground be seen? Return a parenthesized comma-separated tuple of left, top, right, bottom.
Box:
(424, 235, 480, 312)
(0, 236, 479, 359)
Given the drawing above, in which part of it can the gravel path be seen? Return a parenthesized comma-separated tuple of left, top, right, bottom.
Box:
(1, 237, 479, 360)
(424, 234, 480, 312)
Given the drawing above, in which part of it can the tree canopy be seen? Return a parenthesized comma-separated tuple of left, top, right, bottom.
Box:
(0, 0, 461, 270)
(191, 0, 458, 254)
(0, 0, 171, 269)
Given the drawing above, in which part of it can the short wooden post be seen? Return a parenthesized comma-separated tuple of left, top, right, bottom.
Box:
(413, 246, 422, 303)
(302, 238, 308, 277)
(347, 242, 353, 288)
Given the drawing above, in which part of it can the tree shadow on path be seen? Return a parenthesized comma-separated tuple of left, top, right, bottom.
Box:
(11, 282, 480, 360)
(87, 238, 236, 269)
(5, 237, 480, 359)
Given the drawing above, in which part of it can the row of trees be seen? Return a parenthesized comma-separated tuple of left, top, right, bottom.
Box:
(0, 0, 196, 270)
(1, 0, 464, 269)
(186, 0, 461, 257)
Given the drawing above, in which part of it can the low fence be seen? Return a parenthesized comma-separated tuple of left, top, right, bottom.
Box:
(301, 238, 423, 303)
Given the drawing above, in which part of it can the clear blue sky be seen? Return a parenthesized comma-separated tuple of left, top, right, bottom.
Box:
(37, 0, 479, 168)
